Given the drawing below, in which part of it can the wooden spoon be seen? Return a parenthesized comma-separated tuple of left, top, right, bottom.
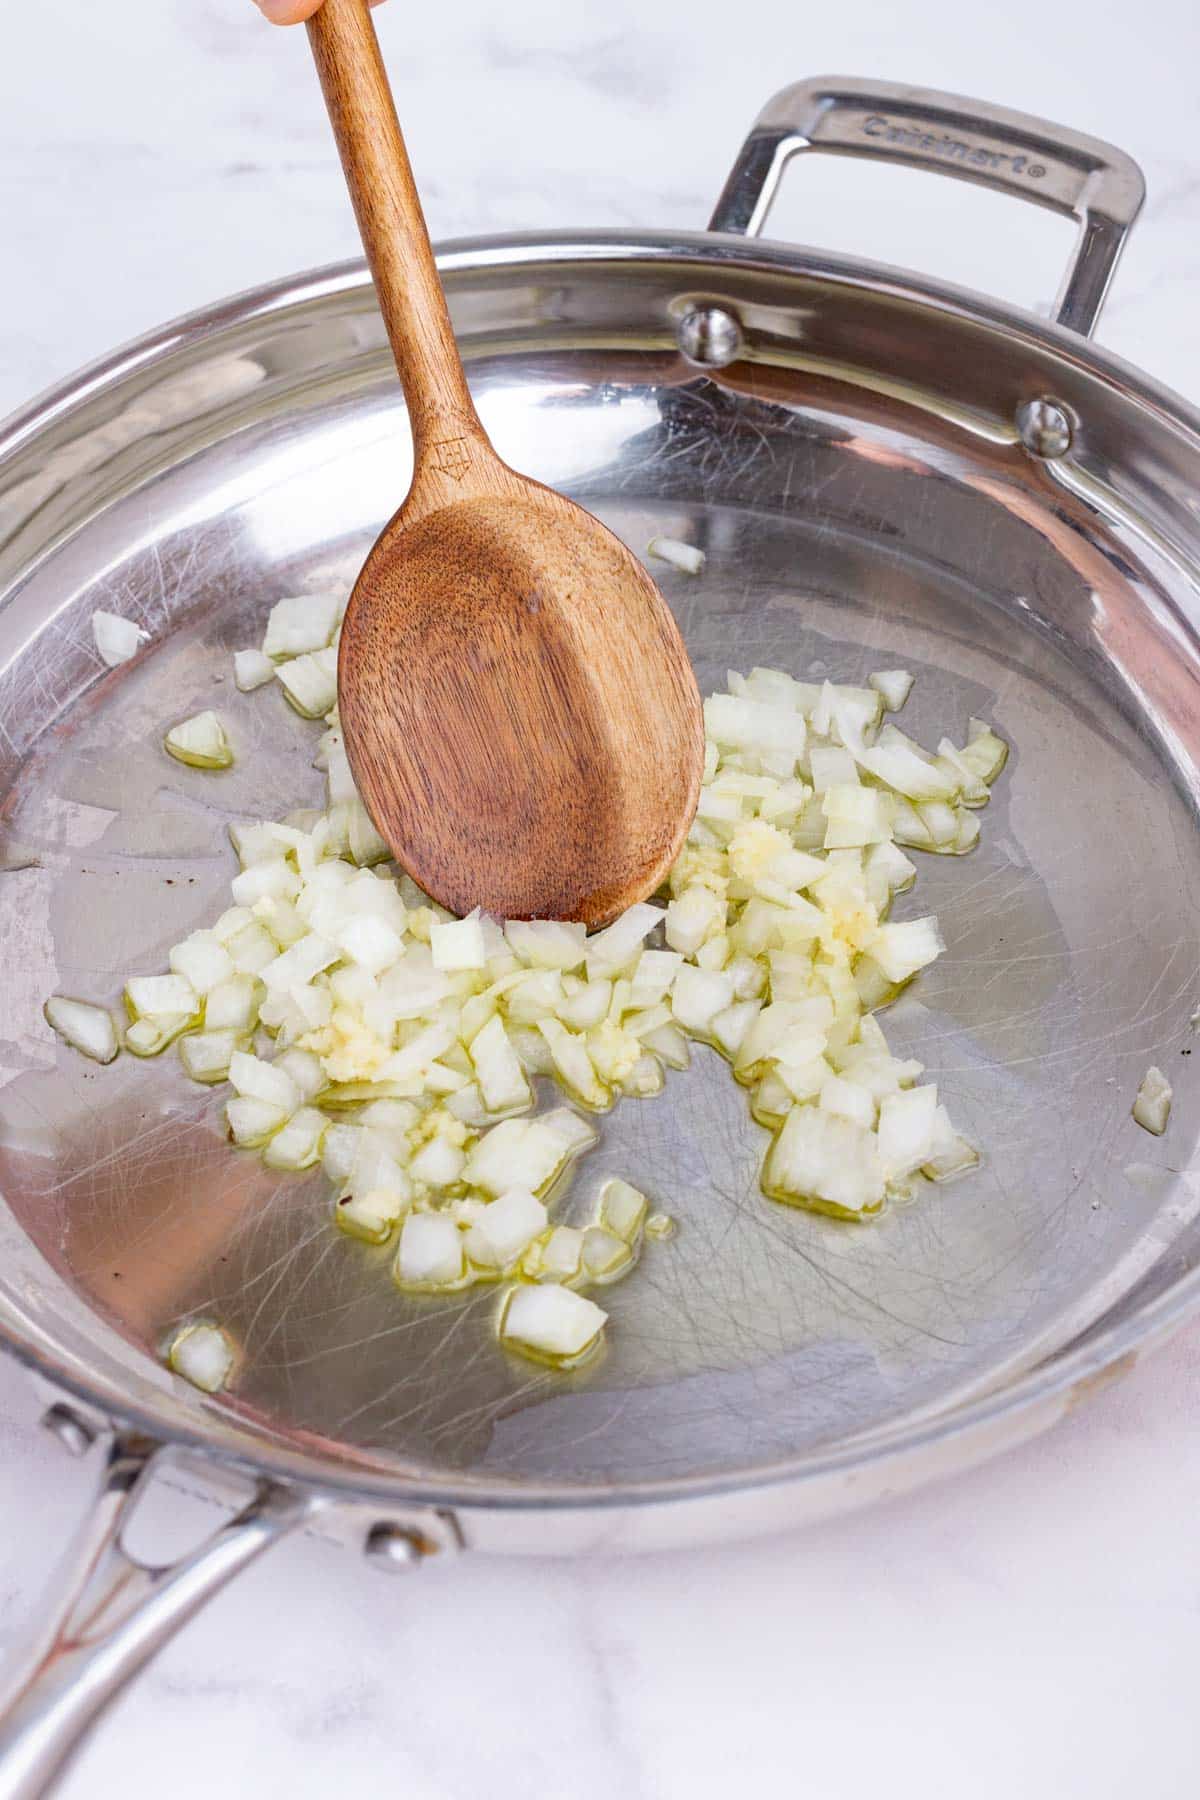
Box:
(306, 0, 703, 926)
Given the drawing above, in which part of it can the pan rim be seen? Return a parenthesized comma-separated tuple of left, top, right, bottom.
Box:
(3, 227, 1198, 1518)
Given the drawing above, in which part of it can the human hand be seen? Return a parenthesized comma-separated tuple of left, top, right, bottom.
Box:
(253, 0, 386, 23)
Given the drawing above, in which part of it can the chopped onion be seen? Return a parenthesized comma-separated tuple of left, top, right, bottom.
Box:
(465, 1187, 548, 1270)
(228, 1049, 301, 1114)
(336, 1186, 406, 1243)
(539, 1224, 585, 1280)
(233, 648, 275, 692)
(869, 669, 914, 712)
(92, 610, 148, 667)
(764, 1106, 885, 1217)
(581, 1225, 633, 1283)
(647, 535, 705, 575)
(263, 592, 342, 660)
(276, 650, 337, 719)
(168, 1322, 235, 1393)
(114, 650, 1007, 1378)
(1133, 1066, 1172, 1136)
(125, 973, 199, 1021)
(464, 1118, 567, 1196)
(226, 1096, 289, 1146)
(125, 1012, 193, 1057)
(164, 711, 233, 770)
(169, 934, 235, 996)
(469, 1014, 531, 1113)
(600, 1178, 648, 1242)
(44, 995, 119, 1064)
(431, 912, 487, 971)
(263, 1105, 327, 1170)
(179, 1028, 244, 1083)
(504, 919, 587, 970)
(500, 1284, 607, 1366)
(394, 1212, 466, 1290)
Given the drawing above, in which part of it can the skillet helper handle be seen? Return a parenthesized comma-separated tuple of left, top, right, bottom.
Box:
(0, 1430, 313, 1800)
(710, 76, 1145, 337)
(306, 0, 484, 462)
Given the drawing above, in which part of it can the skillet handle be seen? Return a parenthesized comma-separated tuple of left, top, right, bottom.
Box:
(709, 76, 1145, 337)
(0, 1427, 316, 1799)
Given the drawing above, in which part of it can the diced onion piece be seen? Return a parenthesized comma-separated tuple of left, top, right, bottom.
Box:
(408, 1135, 464, 1188)
(536, 1019, 609, 1109)
(961, 720, 1009, 783)
(500, 1284, 607, 1366)
(645, 1212, 676, 1240)
(647, 534, 705, 574)
(233, 648, 275, 691)
(585, 903, 662, 976)
(858, 742, 955, 801)
(168, 1322, 234, 1393)
(704, 694, 807, 760)
(169, 934, 235, 996)
(231, 860, 302, 908)
(92, 610, 148, 667)
(125, 974, 199, 1022)
(711, 999, 761, 1058)
(466, 1187, 548, 1269)
(629, 949, 682, 1008)
(44, 996, 119, 1064)
(263, 591, 341, 660)
(431, 913, 487, 971)
(228, 1049, 302, 1114)
(765, 1106, 885, 1217)
(539, 1224, 585, 1280)
(600, 1177, 648, 1242)
(1133, 1066, 1172, 1136)
(642, 1022, 691, 1069)
(538, 1107, 599, 1159)
(505, 919, 587, 970)
(164, 711, 233, 770)
(464, 1118, 567, 1197)
(866, 917, 944, 985)
(621, 1052, 664, 1097)
(556, 979, 612, 1032)
(276, 649, 337, 719)
(273, 1046, 326, 1101)
(469, 1015, 532, 1113)
(336, 1186, 406, 1243)
(394, 1213, 466, 1290)
(869, 669, 914, 712)
(581, 1226, 633, 1283)
(819, 1074, 876, 1130)
(665, 886, 725, 955)
(226, 1096, 289, 1147)
(225, 923, 278, 975)
(179, 1028, 244, 1083)
(671, 966, 735, 1035)
(263, 1106, 327, 1171)
(922, 1105, 980, 1181)
(877, 1085, 939, 1180)
(125, 1012, 192, 1057)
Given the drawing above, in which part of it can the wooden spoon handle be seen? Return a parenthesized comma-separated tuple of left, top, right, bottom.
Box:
(307, 0, 484, 468)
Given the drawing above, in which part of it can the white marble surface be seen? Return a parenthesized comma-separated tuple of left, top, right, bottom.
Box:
(3, 0, 1200, 1794)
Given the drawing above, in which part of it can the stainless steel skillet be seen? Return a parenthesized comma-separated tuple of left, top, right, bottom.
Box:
(1, 74, 1198, 1796)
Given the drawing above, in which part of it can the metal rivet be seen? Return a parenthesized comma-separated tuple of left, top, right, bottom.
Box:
(676, 305, 743, 369)
(1016, 397, 1074, 459)
(41, 1403, 97, 1458)
(364, 1522, 427, 1572)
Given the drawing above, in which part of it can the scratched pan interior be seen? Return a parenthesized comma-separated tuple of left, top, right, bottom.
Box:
(1, 237, 1200, 1508)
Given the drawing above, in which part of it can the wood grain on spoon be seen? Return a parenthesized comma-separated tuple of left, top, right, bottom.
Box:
(306, 0, 703, 925)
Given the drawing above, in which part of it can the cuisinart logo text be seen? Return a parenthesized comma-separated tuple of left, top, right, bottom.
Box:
(859, 113, 1048, 180)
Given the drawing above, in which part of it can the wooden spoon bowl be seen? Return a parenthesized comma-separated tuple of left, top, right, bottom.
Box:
(308, 0, 703, 925)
